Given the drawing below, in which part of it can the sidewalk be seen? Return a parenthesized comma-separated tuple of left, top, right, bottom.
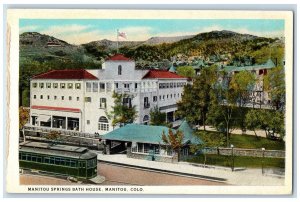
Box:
(97, 154, 284, 186)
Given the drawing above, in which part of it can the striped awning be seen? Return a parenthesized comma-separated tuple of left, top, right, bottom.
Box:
(37, 115, 51, 122)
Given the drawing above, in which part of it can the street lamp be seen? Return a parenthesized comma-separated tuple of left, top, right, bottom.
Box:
(231, 144, 234, 172)
(262, 147, 265, 175)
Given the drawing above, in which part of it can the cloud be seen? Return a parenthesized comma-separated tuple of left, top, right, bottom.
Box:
(19, 25, 40, 33)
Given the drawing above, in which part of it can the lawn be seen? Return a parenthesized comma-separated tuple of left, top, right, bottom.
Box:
(196, 130, 285, 150)
(187, 154, 285, 169)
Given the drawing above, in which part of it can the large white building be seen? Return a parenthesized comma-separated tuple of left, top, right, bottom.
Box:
(29, 54, 188, 135)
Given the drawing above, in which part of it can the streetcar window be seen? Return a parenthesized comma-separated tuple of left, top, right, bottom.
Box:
(60, 158, 65, 166)
(19, 153, 21, 160)
(21, 154, 26, 160)
(37, 157, 42, 163)
(55, 158, 60, 165)
(65, 159, 71, 167)
(32, 156, 37, 162)
(70, 160, 76, 167)
(44, 157, 50, 164)
(26, 155, 31, 161)
(50, 157, 55, 164)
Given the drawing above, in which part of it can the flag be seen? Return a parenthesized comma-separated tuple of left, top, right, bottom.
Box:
(117, 31, 127, 39)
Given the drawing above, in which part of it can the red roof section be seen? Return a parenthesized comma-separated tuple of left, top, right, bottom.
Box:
(31, 105, 80, 113)
(106, 54, 132, 61)
(143, 69, 187, 79)
(32, 69, 98, 80)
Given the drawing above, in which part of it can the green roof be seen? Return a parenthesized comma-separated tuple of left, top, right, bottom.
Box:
(103, 122, 203, 145)
(103, 124, 173, 145)
(224, 59, 276, 72)
(178, 120, 203, 145)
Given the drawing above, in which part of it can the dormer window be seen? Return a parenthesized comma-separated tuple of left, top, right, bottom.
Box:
(118, 65, 122, 75)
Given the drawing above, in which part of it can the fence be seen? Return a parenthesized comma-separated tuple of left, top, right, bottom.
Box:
(202, 147, 285, 158)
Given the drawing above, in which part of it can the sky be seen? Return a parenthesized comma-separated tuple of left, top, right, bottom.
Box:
(19, 19, 285, 45)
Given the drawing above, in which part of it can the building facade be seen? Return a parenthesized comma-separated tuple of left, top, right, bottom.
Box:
(29, 54, 188, 135)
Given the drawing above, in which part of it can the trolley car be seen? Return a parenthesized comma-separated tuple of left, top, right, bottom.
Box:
(19, 141, 97, 179)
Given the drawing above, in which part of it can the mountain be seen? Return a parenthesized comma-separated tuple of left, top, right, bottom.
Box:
(143, 35, 195, 45)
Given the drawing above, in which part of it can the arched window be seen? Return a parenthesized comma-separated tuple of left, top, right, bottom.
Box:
(143, 115, 149, 125)
(118, 65, 122, 75)
(98, 116, 109, 131)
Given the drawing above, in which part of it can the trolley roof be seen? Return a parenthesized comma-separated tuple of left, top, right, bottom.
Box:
(19, 141, 97, 159)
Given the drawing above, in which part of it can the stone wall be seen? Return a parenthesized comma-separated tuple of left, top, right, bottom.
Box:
(204, 147, 285, 158)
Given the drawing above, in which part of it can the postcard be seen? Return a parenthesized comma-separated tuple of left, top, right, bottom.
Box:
(5, 9, 293, 194)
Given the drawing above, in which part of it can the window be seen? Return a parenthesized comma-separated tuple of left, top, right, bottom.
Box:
(87, 120, 90, 125)
(118, 65, 122, 75)
(53, 83, 58, 88)
(33, 95, 36, 99)
(99, 98, 107, 109)
(99, 83, 105, 92)
(40, 95, 43, 99)
(46, 83, 51, 88)
(135, 83, 138, 89)
(144, 97, 150, 108)
(170, 94, 172, 98)
(61, 96, 64, 100)
(86, 82, 91, 92)
(98, 116, 109, 131)
(47, 95, 50, 100)
(153, 96, 157, 102)
(159, 95, 161, 100)
(60, 83, 65, 89)
(123, 97, 132, 108)
(124, 83, 130, 88)
(32, 83, 37, 88)
(54, 96, 57, 100)
(93, 82, 98, 92)
(68, 83, 73, 89)
(75, 83, 81, 89)
(167, 94, 169, 99)
(115, 83, 119, 89)
(85, 97, 91, 102)
(39, 83, 44, 89)
(163, 95, 165, 100)
(76, 97, 79, 101)
(69, 96, 72, 101)
(159, 83, 162, 89)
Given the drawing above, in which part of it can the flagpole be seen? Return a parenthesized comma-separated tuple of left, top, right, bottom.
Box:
(117, 29, 119, 53)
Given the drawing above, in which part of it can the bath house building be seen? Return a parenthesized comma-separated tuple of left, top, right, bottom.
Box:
(29, 54, 188, 136)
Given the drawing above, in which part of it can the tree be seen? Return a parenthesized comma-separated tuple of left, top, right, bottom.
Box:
(19, 107, 29, 142)
(45, 131, 62, 145)
(264, 66, 285, 111)
(176, 66, 217, 130)
(245, 109, 263, 139)
(176, 66, 195, 78)
(230, 70, 256, 107)
(162, 129, 184, 161)
(107, 92, 137, 128)
(207, 70, 239, 147)
(150, 106, 168, 127)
